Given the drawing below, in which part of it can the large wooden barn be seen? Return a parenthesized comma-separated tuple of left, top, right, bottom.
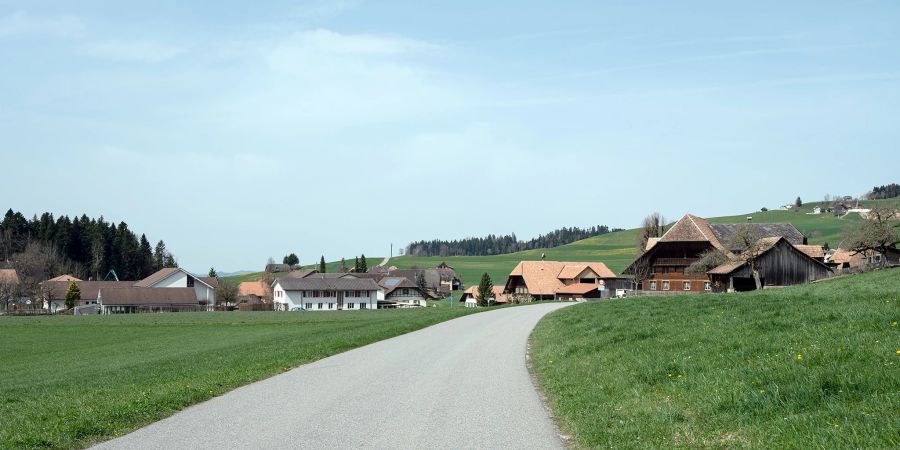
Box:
(707, 237, 833, 291)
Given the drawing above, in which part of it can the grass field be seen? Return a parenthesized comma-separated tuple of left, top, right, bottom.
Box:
(0, 307, 480, 449)
(224, 199, 899, 290)
(529, 268, 900, 449)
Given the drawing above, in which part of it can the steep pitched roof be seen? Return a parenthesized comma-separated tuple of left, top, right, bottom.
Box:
(48, 274, 81, 282)
(708, 237, 827, 275)
(660, 214, 727, 251)
(378, 277, 422, 296)
(134, 268, 214, 289)
(238, 281, 268, 297)
(709, 223, 805, 248)
(99, 287, 198, 306)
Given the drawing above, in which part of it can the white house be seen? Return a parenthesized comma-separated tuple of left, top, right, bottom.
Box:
(378, 277, 430, 308)
(134, 268, 218, 309)
(272, 277, 381, 311)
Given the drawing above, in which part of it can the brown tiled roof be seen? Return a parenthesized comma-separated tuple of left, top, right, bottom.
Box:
(199, 277, 219, 288)
(48, 274, 81, 282)
(238, 281, 268, 297)
(0, 269, 19, 284)
(280, 269, 317, 279)
(41, 280, 135, 300)
(645, 237, 660, 251)
(134, 268, 180, 287)
(461, 285, 509, 303)
(507, 261, 617, 296)
(709, 223, 805, 248)
(660, 214, 724, 249)
(794, 245, 825, 259)
(99, 287, 198, 306)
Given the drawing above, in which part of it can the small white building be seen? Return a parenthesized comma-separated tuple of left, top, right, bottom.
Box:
(134, 268, 218, 309)
(272, 277, 381, 311)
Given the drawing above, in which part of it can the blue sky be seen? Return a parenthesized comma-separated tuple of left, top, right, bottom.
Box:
(1, 0, 899, 273)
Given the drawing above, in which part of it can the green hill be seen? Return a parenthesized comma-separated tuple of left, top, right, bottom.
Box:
(225, 199, 899, 289)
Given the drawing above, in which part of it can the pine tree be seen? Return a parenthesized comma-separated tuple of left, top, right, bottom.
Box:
(208, 267, 217, 277)
(795, 196, 803, 208)
(154, 240, 167, 271)
(354, 256, 360, 272)
(138, 234, 153, 277)
(339, 258, 347, 273)
(415, 271, 427, 291)
(319, 256, 326, 273)
(64, 281, 81, 310)
(476, 273, 493, 307)
(359, 254, 368, 273)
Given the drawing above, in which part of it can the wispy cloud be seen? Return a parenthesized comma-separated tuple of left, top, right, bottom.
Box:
(80, 39, 186, 63)
(0, 10, 85, 38)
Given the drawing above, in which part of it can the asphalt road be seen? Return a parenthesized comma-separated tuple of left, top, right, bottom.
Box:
(94, 303, 573, 449)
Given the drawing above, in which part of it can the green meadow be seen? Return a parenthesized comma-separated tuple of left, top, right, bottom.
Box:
(530, 268, 900, 449)
(0, 308, 479, 449)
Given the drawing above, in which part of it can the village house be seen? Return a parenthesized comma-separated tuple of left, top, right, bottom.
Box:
(368, 263, 461, 296)
(41, 280, 135, 312)
(502, 261, 627, 300)
(828, 247, 900, 273)
(624, 214, 829, 293)
(133, 268, 218, 309)
(237, 280, 270, 303)
(272, 277, 381, 311)
(460, 285, 510, 307)
(377, 277, 431, 307)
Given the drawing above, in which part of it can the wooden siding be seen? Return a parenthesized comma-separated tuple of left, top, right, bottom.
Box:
(719, 240, 832, 287)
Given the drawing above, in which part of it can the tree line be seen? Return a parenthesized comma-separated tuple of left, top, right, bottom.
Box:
(0, 208, 176, 282)
(404, 225, 622, 257)
(866, 183, 900, 200)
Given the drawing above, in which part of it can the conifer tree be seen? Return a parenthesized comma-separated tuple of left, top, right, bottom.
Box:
(64, 281, 81, 310)
(359, 254, 368, 273)
(354, 256, 360, 272)
(476, 273, 493, 307)
(208, 267, 217, 277)
(319, 256, 326, 273)
(339, 258, 347, 273)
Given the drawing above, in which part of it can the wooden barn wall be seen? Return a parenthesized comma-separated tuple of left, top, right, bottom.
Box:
(729, 242, 831, 286)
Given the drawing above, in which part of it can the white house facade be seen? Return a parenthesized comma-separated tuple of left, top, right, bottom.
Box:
(134, 268, 217, 309)
(273, 277, 381, 311)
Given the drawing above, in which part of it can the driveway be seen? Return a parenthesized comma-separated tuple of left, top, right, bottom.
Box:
(94, 303, 572, 449)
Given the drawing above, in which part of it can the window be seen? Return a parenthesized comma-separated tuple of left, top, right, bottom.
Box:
(662, 281, 670, 291)
(318, 303, 323, 309)
(402, 288, 409, 295)
(649, 281, 657, 291)
(348, 303, 355, 309)
(305, 303, 312, 310)
(360, 303, 367, 309)
(186, 276, 195, 288)
(328, 303, 334, 309)
(313, 291, 319, 298)
(355, 290, 360, 297)
(683, 281, 691, 291)
(704, 281, 711, 291)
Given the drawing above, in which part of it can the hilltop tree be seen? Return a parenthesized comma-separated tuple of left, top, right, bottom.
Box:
(476, 273, 494, 307)
(319, 256, 326, 273)
(353, 256, 360, 273)
(795, 196, 803, 208)
(64, 281, 80, 310)
(283, 253, 299, 268)
(208, 267, 218, 278)
(359, 254, 368, 273)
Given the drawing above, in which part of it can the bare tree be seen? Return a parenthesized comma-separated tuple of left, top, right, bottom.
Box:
(637, 212, 666, 253)
(0, 271, 20, 311)
(14, 241, 73, 309)
(216, 278, 240, 307)
(843, 207, 900, 269)
(726, 224, 765, 290)
(628, 256, 652, 291)
(686, 248, 730, 274)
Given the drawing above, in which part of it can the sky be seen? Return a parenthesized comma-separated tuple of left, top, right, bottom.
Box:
(1, 0, 899, 273)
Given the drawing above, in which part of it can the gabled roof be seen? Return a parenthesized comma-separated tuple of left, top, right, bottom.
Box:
(378, 277, 422, 296)
(238, 281, 268, 297)
(279, 269, 318, 279)
(41, 280, 135, 300)
(554, 283, 600, 295)
(48, 274, 81, 282)
(794, 245, 825, 259)
(99, 287, 198, 306)
(275, 277, 380, 291)
(709, 223, 805, 248)
(134, 268, 215, 289)
(461, 285, 509, 303)
(708, 237, 829, 275)
(659, 214, 725, 250)
(645, 237, 660, 251)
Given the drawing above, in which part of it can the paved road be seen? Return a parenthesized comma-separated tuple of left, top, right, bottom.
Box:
(95, 303, 573, 450)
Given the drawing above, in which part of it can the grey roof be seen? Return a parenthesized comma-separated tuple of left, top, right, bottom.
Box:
(41, 280, 136, 301)
(276, 277, 380, 291)
(709, 223, 805, 249)
(302, 273, 355, 279)
(99, 287, 198, 305)
(134, 268, 214, 289)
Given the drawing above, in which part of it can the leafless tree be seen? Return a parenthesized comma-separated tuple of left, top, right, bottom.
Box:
(216, 278, 240, 307)
(726, 224, 765, 290)
(0, 272, 19, 311)
(686, 248, 730, 274)
(637, 212, 666, 253)
(14, 241, 72, 308)
(843, 207, 900, 269)
(628, 256, 652, 291)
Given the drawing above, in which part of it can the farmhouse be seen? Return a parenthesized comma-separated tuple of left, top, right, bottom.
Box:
(378, 277, 430, 307)
(707, 237, 832, 291)
(828, 247, 900, 273)
(368, 264, 461, 296)
(41, 280, 135, 312)
(98, 287, 199, 314)
(272, 277, 380, 311)
(502, 261, 626, 300)
(624, 214, 828, 293)
(460, 285, 509, 307)
(237, 280, 270, 302)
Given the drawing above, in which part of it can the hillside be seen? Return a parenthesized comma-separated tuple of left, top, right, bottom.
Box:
(225, 199, 900, 289)
(530, 267, 900, 448)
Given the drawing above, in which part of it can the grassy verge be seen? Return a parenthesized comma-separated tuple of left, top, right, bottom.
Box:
(530, 269, 899, 449)
(0, 307, 480, 449)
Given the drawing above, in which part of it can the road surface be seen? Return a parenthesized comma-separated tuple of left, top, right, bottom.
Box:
(94, 303, 573, 449)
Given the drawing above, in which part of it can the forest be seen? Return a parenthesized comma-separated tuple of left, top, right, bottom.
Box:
(0, 208, 176, 282)
(404, 225, 622, 257)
